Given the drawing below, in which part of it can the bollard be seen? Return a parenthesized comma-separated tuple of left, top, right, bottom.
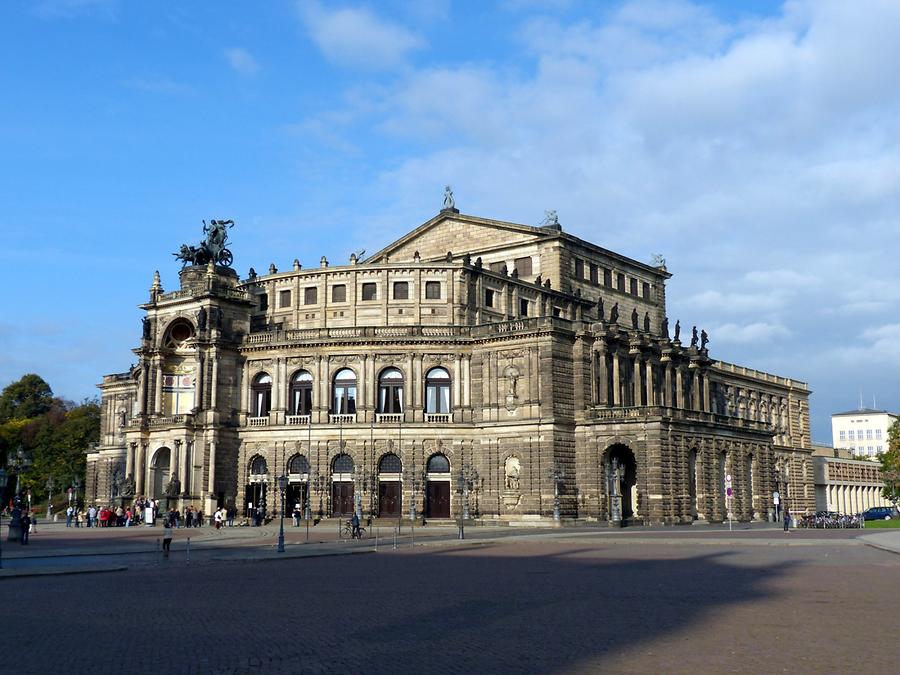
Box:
(186, 537, 191, 565)
(393, 527, 397, 550)
(374, 527, 378, 552)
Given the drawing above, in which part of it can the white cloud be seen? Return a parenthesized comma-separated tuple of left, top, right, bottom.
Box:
(224, 48, 259, 76)
(298, 2, 425, 71)
(712, 322, 791, 344)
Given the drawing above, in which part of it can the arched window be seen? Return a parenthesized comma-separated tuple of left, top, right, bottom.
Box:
(425, 367, 451, 413)
(378, 453, 402, 474)
(289, 370, 313, 416)
(332, 453, 354, 474)
(332, 368, 357, 414)
(378, 367, 404, 414)
(426, 454, 450, 474)
(250, 455, 268, 476)
(163, 320, 195, 349)
(251, 373, 272, 417)
(289, 454, 310, 475)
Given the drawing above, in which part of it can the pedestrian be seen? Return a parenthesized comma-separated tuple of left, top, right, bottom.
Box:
(185, 507, 194, 529)
(21, 509, 31, 544)
(293, 503, 301, 527)
(227, 505, 235, 527)
(88, 505, 97, 528)
(351, 511, 360, 539)
(213, 508, 222, 530)
(66, 505, 73, 527)
(783, 507, 791, 532)
(162, 519, 173, 557)
(125, 507, 132, 527)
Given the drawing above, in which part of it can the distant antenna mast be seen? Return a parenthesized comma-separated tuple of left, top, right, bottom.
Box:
(873, 394, 877, 410)
(859, 391, 863, 410)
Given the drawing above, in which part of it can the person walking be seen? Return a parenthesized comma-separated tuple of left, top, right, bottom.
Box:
(65, 505, 73, 527)
(162, 520, 173, 557)
(783, 507, 791, 532)
(350, 511, 360, 540)
(88, 505, 97, 528)
(21, 509, 31, 544)
(293, 503, 301, 527)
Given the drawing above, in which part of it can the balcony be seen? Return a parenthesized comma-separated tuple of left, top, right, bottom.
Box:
(248, 416, 270, 427)
(424, 413, 452, 423)
(286, 415, 311, 426)
(329, 414, 356, 425)
(376, 413, 403, 424)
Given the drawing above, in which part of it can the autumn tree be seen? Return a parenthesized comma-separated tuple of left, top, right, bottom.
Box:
(879, 419, 900, 506)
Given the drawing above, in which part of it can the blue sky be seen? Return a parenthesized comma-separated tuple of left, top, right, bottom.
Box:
(2, 0, 899, 442)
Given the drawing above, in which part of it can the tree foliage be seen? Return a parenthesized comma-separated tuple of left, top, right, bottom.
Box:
(0, 373, 54, 422)
(0, 374, 98, 506)
(880, 419, 900, 505)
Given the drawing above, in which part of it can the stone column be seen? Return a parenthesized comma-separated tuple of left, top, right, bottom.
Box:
(645, 358, 655, 406)
(662, 360, 672, 407)
(210, 349, 219, 410)
(596, 345, 608, 406)
(126, 442, 136, 478)
(632, 353, 642, 406)
(612, 352, 621, 406)
(675, 367, 684, 409)
(154, 359, 163, 414)
(136, 443, 147, 496)
(691, 368, 700, 411)
(177, 440, 187, 496)
(196, 355, 204, 411)
(208, 440, 217, 496)
(138, 362, 148, 415)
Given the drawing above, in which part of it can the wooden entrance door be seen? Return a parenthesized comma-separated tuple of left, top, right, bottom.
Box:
(287, 484, 307, 516)
(331, 481, 354, 517)
(378, 481, 401, 517)
(426, 481, 450, 518)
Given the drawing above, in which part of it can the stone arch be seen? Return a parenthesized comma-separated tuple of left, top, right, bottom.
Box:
(149, 446, 171, 500)
(602, 442, 638, 522)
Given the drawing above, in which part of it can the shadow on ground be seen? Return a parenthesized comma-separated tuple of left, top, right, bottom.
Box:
(2, 542, 793, 673)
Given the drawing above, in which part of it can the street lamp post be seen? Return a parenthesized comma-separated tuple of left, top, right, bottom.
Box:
(7, 446, 33, 505)
(46, 477, 55, 520)
(0, 468, 7, 568)
(72, 475, 82, 526)
(456, 470, 465, 540)
(549, 460, 564, 523)
(277, 473, 288, 553)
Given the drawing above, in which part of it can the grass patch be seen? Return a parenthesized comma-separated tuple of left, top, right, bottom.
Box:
(864, 519, 900, 528)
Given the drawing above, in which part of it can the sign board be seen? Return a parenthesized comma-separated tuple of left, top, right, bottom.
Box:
(726, 474, 732, 483)
(726, 487, 733, 498)
(773, 491, 780, 500)
(773, 495, 780, 505)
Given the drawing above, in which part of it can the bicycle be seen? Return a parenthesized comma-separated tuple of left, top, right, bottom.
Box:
(340, 521, 367, 540)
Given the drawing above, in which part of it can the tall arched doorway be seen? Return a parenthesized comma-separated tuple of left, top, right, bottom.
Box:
(606, 444, 637, 521)
(425, 453, 451, 518)
(245, 455, 269, 520)
(150, 447, 171, 501)
(331, 454, 355, 517)
(287, 454, 309, 518)
(377, 453, 402, 517)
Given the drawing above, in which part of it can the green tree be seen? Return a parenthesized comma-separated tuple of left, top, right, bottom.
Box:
(879, 419, 900, 505)
(0, 373, 54, 422)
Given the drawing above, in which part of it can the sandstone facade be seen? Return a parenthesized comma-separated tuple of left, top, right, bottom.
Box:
(89, 209, 814, 524)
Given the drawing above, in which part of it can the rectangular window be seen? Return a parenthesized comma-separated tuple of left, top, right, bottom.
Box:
(258, 293, 268, 311)
(642, 282, 650, 299)
(514, 256, 533, 277)
(304, 287, 317, 305)
(552, 307, 561, 317)
(393, 281, 409, 300)
(590, 263, 598, 284)
(489, 261, 506, 274)
(361, 283, 377, 301)
(331, 284, 346, 303)
(574, 259, 584, 279)
(876, 429, 883, 439)
(839, 430, 846, 440)
(616, 273, 625, 292)
(603, 268, 612, 287)
(867, 429, 873, 440)
(279, 290, 292, 308)
(425, 281, 441, 299)
(848, 430, 855, 440)
(485, 289, 495, 308)
(519, 298, 529, 317)
(877, 445, 883, 452)
(630, 278, 638, 295)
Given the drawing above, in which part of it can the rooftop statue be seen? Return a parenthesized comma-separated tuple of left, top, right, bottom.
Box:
(541, 209, 560, 229)
(443, 185, 456, 211)
(691, 325, 699, 348)
(174, 219, 235, 268)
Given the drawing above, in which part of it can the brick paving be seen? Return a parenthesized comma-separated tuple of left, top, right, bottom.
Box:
(1, 530, 898, 674)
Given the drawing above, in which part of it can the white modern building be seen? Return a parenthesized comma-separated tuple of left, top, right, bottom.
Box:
(831, 408, 897, 458)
